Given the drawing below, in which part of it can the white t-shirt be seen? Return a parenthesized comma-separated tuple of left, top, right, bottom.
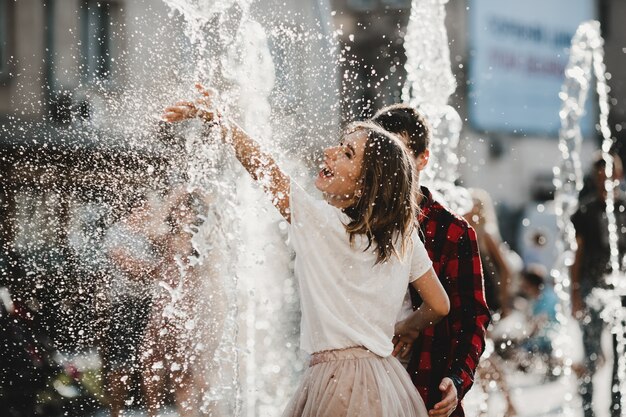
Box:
(289, 181, 432, 357)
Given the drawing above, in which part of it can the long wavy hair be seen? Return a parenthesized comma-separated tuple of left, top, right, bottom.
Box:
(342, 122, 417, 264)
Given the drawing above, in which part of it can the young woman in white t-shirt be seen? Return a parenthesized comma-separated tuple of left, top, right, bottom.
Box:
(162, 85, 450, 417)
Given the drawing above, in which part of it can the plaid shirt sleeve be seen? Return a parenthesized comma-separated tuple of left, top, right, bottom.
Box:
(443, 225, 491, 400)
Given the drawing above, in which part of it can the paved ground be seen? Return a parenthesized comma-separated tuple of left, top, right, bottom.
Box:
(464, 328, 614, 417)
(85, 331, 616, 417)
(87, 366, 613, 417)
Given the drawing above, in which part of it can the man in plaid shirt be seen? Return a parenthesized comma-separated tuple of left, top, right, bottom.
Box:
(373, 105, 491, 417)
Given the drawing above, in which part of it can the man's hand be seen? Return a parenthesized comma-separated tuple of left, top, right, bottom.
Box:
(429, 377, 458, 417)
(392, 319, 420, 358)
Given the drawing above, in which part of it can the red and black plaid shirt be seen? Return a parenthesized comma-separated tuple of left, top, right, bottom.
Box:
(407, 187, 491, 416)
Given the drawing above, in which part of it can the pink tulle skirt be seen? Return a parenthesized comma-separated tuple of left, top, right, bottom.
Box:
(282, 346, 428, 417)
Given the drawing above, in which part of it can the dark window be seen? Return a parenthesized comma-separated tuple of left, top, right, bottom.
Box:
(0, 0, 11, 80)
(347, 0, 377, 12)
(81, 1, 115, 81)
(381, 0, 411, 9)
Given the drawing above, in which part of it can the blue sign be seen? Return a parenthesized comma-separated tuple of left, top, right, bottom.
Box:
(469, 0, 596, 136)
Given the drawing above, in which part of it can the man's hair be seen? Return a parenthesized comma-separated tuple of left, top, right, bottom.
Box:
(342, 121, 417, 264)
(371, 104, 431, 157)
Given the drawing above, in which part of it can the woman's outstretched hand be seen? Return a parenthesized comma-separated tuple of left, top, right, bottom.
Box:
(162, 83, 221, 124)
(162, 84, 291, 222)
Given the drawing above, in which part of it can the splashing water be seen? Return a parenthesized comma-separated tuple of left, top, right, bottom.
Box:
(552, 20, 596, 416)
(156, 1, 274, 413)
(556, 20, 626, 415)
(1, 0, 341, 414)
(402, 0, 470, 213)
(158, 0, 339, 415)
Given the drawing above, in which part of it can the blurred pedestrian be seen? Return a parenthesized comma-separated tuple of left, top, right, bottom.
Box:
(571, 152, 626, 417)
(464, 188, 514, 318)
(373, 104, 491, 417)
(517, 264, 559, 358)
(493, 264, 559, 379)
(140, 187, 226, 417)
(101, 194, 160, 417)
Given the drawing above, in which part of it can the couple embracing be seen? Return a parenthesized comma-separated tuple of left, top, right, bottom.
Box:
(163, 86, 491, 417)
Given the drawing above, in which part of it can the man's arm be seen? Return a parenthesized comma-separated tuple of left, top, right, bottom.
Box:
(443, 225, 491, 400)
(107, 248, 157, 280)
(570, 235, 585, 318)
(483, 231, 512, 316)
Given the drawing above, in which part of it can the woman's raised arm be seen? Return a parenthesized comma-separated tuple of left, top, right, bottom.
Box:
(162, 84, 291, 222)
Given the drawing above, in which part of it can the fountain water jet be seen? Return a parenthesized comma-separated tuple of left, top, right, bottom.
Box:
(157, 0, 339, 414)
(402, 0, 470, 213)
(156, 2, 275, 413)
(556, 20, 626, 416)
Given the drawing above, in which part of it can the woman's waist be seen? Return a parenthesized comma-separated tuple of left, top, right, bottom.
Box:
(309, 346, 380, 367)
(300, 317, 395, 359)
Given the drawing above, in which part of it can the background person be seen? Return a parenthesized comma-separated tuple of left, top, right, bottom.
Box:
(571, 152, 626, 417)
(101, 195, 160, 417)
(140, 187, 226, 417)
(464, 188, 514, 317)
(517, 264, 559, 359)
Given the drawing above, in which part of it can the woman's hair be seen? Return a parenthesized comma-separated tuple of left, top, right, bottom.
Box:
(342, 121, 417, 264)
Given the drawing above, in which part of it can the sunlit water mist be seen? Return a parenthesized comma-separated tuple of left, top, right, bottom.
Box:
(556, 20, 626, 415)
(0, 0, 338, 415)
(156, 0, 339, 415)
(402, 0, 470, 213)
(154, 1, 275, 414)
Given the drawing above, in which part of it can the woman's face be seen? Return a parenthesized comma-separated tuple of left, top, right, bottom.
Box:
(315, 129, 367, 207)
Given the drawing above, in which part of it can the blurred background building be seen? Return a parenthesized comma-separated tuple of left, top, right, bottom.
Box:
(331, 0, 626, 265)
(0, 0, 173, 353)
